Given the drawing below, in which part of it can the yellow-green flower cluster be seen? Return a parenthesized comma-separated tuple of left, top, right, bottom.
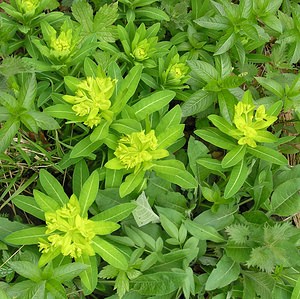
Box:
(106, 130, 169, 173)
(63, 76, 116, 128)
(49, 29, 72, 59)
(16, 0, 39, 15)
(38, 194, 96, 258)
(232, 101, 277, 147)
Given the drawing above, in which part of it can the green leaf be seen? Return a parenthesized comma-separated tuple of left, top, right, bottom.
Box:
(132, 90, 175, 121)
(75, 254, 97, 295)
(255, 77, 284, 97)
(221, 145, 246, 168)
(33, 190, 60, 213)
(292, 276, 300, 299)
(44, 280, 66, 299)
(247, 146, 288, 165)
(194, 15, 230, 30)
(133, 272, 186, 296)
(119, 171, 145, 198)
(5, 227, 47, 245)
(271, 178, 300, 216)
(112, 64, 143, 114)
(73, 159, 89, 197)
(39, 169, 69, 206)
(13, 195, 45, 220)
(70, 136, 103, 159)
(71, 0, 93, 33)
(79, 170, 99, 217)
(205, 255, 240, 290)
(9, 261, 41, 282)
(214, 30, 236, 55)
(18, 73, 37, 109)
(27, 111, 60, 130)
(224, 159, 248, 199)
(92, 203, 136, 222)
(187, 60, 218, 83)
(208, 114, 235, 134)
(44, 104, 79, 121)
(156, 125, 184, 149)
(111, 119, 142, 135)
(152, 160, 198, 189)
(92, 236, 128, 270)
(156, 105, 182, 135)
(90, 120, 110, 142)
(53, 262, 89, 283)
(0, 217, 28, 240)
(195, 128, 236, 150)
(184, 219, 225, 242)
(181, 90, 215, 117)
(135, 7, 170, 21)
(131, 192, 159, 227)
(0, 118, 20, 153)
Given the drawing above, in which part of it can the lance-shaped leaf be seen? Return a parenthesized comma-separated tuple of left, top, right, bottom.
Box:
(205, 255, 240, 290)
(5, 227, 47, 245)
(92, 236, 128, 270)
(79, 170, 99, 217)
(224, 159, 248, 199)
(184, 219, 225, 243)
(39, 169, 69, 206)
(247, 146, 288, 165)
(221, 145, 246, 168)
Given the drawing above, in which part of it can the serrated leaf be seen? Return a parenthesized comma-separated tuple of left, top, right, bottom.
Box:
(132, 192, 159, 227)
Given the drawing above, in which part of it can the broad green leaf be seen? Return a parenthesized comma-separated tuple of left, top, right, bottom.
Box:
(119, 171, 145, 198)
(194, 15, 230, 30)
(70, 136, 103, 159)
(195, 128, 236, 150)
(53, 262, 89, 283)
(9, 261, 41, 282)
(5, 227, 47, 245)
(132, 90, 175, 121)
(205, 255, 240, 290)
(92, 203, 137, 222)
(187, 60, 218, 82)
(133, 272, 186, 296)
(156, 125, 184, 149)
(27, 111, 60, 130)
(156, 105, 182, 135)
(224, 159, 248, 199)
(92, 221, 120, 235)
(271, 178, 300, 216)
(0, 217, 28, 240)
(92, 236, 128, 270)
(75, 254, 98, 295)
(214, 30, 236, 55)
(0, 119, 20, 153)
(247, 146, 288, 165)
(159, 214, 178, 239)
(44, 280, 65, 299)
(44, 104, 80, 121)
(135, 7, 170, 21)
(152, 160, 198, 189)
(79, 170, 99, 217)
(243, 271, 275, 299)
(181, 90, 215, 117)
(73, 159, 89, 197)
(255, 77, 284, 97)
(33, 190, 60, 213)
(292, 276, 300, 299)
(13, 195, 45, 220)
(184, 219, 225, 242)
(84, 57, 98, 77)
(0, 91, 18, 110)
(39, 169, 69, 206)
(208, 114, 235, 134)
(111, 119, 142, 135)
(90, 120, 110, 142)
(131, 192, 160, 227)
(112, 65, 143, 113)
(19, 73, 37, 109)
(71, 0, 93, 33)
(221, 145, 246, 168)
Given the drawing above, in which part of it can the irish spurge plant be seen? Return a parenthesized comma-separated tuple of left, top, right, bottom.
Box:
(1, 0, 300, 298)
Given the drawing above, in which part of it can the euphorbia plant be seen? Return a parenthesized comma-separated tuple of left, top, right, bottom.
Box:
(5, 169, 133, 294)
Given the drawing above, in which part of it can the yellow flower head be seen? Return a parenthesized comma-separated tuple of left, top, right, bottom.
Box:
(168, 63, 189, 80)
(232, 96, 277, 147)
(17, 0, 39, 15)
(113, 130, 169, 173)
(132, 39, 151, 61)
(63, 76, 116, 128)
(39, 194, 96, 259)
(50, 29, 72, 59)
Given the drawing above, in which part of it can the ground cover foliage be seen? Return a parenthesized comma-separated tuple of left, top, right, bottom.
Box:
(0, 0, 300, 298)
